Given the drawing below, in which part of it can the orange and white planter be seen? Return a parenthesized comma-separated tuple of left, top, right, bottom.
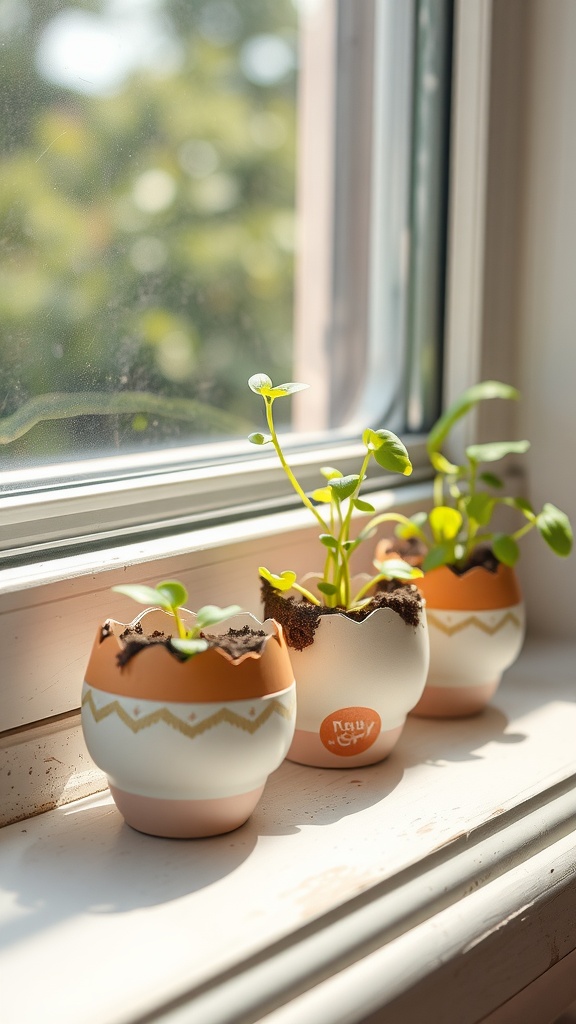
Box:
(286, 605, 429, 768)
(81, 609, 296, 838)
(411, 564, 525, 717)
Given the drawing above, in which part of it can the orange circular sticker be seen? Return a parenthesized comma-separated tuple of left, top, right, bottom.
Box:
(319, 707, 381, 757)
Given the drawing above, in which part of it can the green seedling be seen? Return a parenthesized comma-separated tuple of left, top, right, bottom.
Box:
(248, 373, 423, 610)
(112, 579, 242, 658)
(381, 380, 573, 570)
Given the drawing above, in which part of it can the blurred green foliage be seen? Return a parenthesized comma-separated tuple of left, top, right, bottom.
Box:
(0, 0, 297, 465)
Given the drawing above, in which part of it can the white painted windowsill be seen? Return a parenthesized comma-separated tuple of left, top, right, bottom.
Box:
(1, 639, 575, 1024)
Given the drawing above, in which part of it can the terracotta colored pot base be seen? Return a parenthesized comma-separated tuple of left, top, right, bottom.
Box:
(109, 784, 265, 838)
(410, 681, 499, 719)
(287, 724, 404, 769)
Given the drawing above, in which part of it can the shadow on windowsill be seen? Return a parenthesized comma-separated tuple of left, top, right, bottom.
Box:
(0, 796, 256, 951)
(396, 704, 526, 769)
(252, 754, 404, 836)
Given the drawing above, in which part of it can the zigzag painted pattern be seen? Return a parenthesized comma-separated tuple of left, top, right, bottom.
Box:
(82, 688, 295, 738)
(426, 610, 523, 637)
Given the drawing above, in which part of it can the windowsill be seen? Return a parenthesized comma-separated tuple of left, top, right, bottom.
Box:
(1, 638, 575, 1024)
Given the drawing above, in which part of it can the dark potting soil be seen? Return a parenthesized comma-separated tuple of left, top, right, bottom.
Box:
(204, 625, 268, 659)
(107, 623, 268, 667)
(379, 538, 501, 575)
(261, 577, 423, 652)
(450, 544, 500, 574)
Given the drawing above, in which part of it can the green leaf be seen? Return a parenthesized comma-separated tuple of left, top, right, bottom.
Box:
(311, 487, 333, 503)
(465, 493, 495, 526)
(112, 583, 174, 611)
(366, 429, 412, 476)
(248, 374, 309, 399)
(329, 475, 360, 501)
(373, 558, 424, 581)
(248, 373, 273, 394)
(512, 497, 534, 514)
(342, 539, 357, 552)
(362, 428, 376, 449)
(248, 431, 272, 445)
(492, 534, 520, 566)
(502, 496, 535, 517)
(480, 471, 504, 489)
(157, 580, 188, 609)
(195, 604, 243, 629)
(320, 466, 343, 480)
(317, 581, 338, 596)
(273, 381, 310, 396)
(430, 451, 460, 475)
(259, 567, 297, 591)
(466, 440, 530, 464)
(427, 380, 520, 454)
(353, 497, 376, 513)
(536, 503, 573, 557)
(395, 511, 428, 540)
(429, 506, 463, 542)
(170, 637, 209, 658)
(422, 542, 456, 572)
(319, 534, 339, 549)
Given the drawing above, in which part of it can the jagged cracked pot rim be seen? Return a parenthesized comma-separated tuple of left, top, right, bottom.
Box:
(100, 607, 287, 666)
(84, 609, 295, 702)
(261, 576, 424, 651)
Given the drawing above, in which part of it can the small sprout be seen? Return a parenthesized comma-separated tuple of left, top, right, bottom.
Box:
(249, 374, 414, 610)
(248, 373, 274, 395)
(258, 567, 297, 592)
(248, 374, 309, 399)
(383, 381, 573, 571)
(259, 566, 321, 606)
(112, 579, 242, 659)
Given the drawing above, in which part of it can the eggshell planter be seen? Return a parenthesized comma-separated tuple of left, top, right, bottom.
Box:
(263, 585, 429, 768)
(81, 609, 296, 838)
(411, 563, 525, 718)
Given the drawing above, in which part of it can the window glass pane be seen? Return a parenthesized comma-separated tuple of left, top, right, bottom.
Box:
(0, 0, 452, 495)
(0, 0, 297, 468)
